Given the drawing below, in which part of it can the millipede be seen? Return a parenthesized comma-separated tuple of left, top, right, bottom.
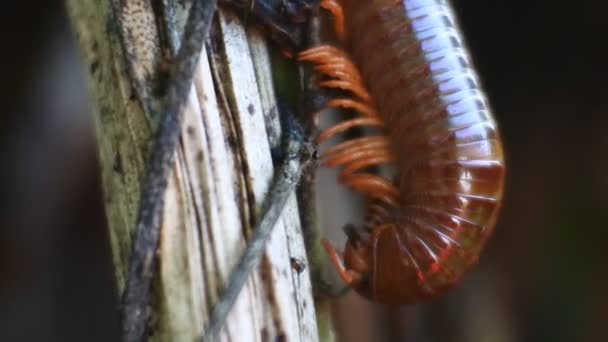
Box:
(299, 0, 505, 303)
(110, 0, 507, 338)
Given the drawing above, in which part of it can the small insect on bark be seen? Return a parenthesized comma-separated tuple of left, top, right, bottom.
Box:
(300, 0, 505, 303)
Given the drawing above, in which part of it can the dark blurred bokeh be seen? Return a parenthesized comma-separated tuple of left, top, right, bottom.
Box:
(1, 1, 606, 341)
(0, 2, 119, 341)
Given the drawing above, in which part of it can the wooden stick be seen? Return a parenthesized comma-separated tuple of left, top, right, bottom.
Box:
(67, 2, 319, 341)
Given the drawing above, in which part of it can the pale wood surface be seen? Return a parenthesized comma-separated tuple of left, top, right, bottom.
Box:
(67, 2, 318, 341)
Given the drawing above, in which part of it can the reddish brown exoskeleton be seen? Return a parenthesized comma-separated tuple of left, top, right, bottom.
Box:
(300, 0, 505, 303)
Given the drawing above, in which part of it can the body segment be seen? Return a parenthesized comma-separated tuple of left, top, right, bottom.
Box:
(302, 0, 505, 303)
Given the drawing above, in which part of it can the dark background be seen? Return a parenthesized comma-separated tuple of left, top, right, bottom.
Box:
(1, 1, 606, 341)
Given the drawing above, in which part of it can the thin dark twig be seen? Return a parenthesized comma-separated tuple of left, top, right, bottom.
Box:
(121, 1, 218, 341)
(202, 133, 314, 342)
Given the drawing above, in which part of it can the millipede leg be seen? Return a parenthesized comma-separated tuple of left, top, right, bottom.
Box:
(201, 103, 315, 342)
(299, 45, 382, 140)
(321, 239, 362, 286)
(320, 0, 345, 40)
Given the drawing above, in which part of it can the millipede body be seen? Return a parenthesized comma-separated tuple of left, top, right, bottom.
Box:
(300, 0, 505, 303)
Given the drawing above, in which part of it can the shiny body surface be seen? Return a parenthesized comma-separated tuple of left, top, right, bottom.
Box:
(303, 0, 505, 303)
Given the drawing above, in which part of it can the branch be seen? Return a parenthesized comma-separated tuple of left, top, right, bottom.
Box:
(67, 2, 319, 341)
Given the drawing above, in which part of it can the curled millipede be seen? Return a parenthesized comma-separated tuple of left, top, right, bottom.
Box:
(299, 0, 505, 303)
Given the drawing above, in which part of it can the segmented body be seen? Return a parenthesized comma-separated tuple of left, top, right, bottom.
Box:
(300, 0, 505, 303)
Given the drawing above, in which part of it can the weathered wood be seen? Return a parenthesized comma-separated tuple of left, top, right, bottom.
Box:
(67, 1, 318, 341)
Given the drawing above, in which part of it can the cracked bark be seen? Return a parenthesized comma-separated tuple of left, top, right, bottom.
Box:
(67, 2, 320, 341)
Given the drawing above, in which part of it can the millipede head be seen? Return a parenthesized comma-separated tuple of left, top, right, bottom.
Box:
(337, 223, 462, 304)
